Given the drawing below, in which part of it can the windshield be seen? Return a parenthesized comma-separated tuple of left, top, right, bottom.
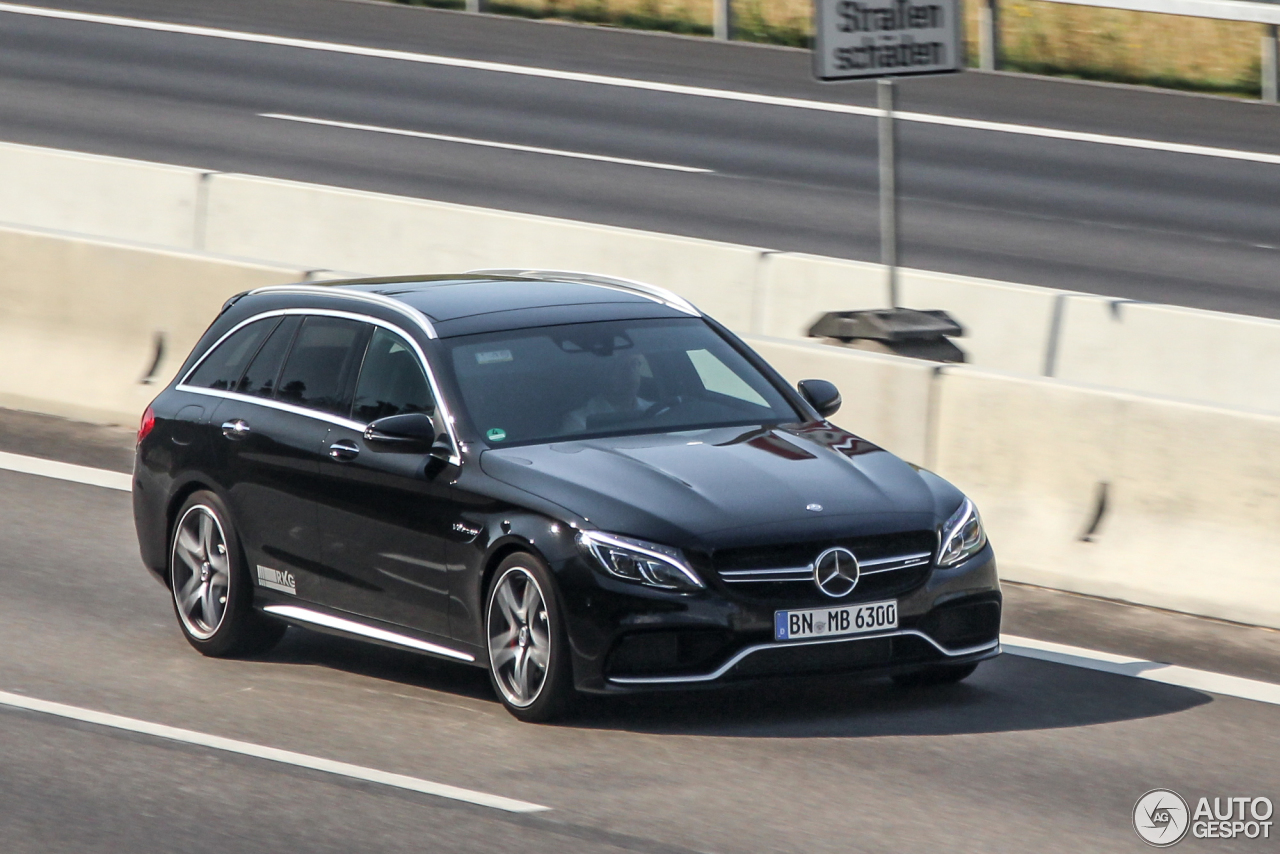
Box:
(441, 318, 800, 446)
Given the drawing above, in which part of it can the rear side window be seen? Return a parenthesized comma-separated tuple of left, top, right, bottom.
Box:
(185, 318, 276, 391)
(276, 317, 370, 416)
(352, 328, 434, 423)
(237, 316, 301, 398)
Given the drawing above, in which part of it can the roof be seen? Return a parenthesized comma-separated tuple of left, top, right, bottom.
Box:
(252, 271, 701, 338)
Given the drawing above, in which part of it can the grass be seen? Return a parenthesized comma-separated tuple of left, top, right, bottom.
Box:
(380, 0, 1271, 97)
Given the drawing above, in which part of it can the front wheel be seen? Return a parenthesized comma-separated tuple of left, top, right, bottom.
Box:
(485, 553, 575, 722)
(169, 491, 284, 658)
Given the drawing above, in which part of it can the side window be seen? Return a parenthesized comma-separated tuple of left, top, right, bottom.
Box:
(352, 328, 434, 423)
(236, 316, 300, 398)
(686, 349, 768, 406)
(276, 317, 370, 416)
(185, 317, 276, 391)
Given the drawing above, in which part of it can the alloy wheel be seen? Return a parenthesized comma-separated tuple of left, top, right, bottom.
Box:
(171, 505, 232, 641)
(487, 567, 551, 708)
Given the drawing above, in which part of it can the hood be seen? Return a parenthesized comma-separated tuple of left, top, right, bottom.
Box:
(479, 423, 940, 550)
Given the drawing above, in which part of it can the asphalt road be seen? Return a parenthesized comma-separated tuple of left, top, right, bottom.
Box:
(1, 408, 1278, 853)
(4, 0, 1280, 317)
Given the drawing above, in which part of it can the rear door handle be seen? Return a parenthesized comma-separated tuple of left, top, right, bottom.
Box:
(221, 419, 251, 440)
(329, 440, 360, 462)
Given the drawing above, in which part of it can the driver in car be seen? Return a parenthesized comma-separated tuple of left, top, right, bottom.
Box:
(561, 353, 653, 433)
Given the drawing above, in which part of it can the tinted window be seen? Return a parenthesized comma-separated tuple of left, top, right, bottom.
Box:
(352, 328, 434, 423)
(276, 317, 369, 416)
(236, 316, 301, 398)
(442, 318, 798, 446)
(185, 318, 276, 391)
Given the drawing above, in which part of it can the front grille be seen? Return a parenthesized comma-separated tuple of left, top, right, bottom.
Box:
(708, 530, 936, 603)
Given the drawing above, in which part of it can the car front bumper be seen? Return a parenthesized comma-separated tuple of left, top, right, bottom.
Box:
(559, 545, 1002, 694)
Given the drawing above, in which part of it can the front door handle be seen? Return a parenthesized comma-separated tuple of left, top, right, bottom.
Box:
(329, 440, 360, 462)
(221, 419, 251, 440)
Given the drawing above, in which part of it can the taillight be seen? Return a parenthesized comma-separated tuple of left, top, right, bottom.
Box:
(137, 406, 156, 445)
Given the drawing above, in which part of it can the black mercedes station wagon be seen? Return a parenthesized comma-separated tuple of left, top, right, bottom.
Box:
(133, 271, 1001, 721)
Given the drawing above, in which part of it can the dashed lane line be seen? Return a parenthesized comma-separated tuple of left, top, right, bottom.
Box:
(0, 450, 131, 491)
(0, 689, 551, 813)
(261, 113, 714, 173)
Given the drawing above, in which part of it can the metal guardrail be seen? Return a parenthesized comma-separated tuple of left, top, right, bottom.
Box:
(976, 0, 1280, 101)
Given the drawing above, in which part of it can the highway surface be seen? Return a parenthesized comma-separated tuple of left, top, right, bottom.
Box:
(1, 408, 1278, 852)
(4, 0, 1280, 317)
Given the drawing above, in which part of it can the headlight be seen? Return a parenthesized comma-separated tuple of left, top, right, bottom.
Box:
(937, 498, 987, 567)
(577, 531, 704, 592)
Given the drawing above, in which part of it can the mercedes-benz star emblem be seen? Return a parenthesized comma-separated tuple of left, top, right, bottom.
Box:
(813, 547, 860, 598)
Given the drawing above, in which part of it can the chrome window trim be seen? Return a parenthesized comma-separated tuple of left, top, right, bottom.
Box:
(177, 307, 462, 465)
(264, 604, 475, 662)
(466, 268, 701, 317)
(247, 284, 440, 338)
(606, 630, 1000, 685)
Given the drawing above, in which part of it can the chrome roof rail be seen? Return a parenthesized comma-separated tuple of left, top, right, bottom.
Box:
(467, 269, 700, 317)
(246, 284, 439, 339)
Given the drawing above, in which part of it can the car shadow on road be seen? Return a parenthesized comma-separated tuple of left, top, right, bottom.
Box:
(568, 654, 1213, 738)
(260, 630, 1212, 737)
(262, 628, 498, 703)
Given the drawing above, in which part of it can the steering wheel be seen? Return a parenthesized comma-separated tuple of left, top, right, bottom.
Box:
(639, 395, 686, 420)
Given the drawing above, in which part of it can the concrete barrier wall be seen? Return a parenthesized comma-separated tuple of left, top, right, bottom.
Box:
(202, 174, 767, 334)
(1052, 295, 1280, 412)
(932, 368, 1280, 629)
(0, 225, 315, 424)
(753, 253, 887, 338)
(742, 335, 936, 464)
(898, 270, 1066, 377)
(0, 141, 205, 247)
(9, 139, 1280, 414)
(201, 173, 1071, 376)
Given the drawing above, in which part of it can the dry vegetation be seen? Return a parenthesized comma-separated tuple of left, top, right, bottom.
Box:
(385, 0, 1269, 94)
(976, 0, 1265, 94)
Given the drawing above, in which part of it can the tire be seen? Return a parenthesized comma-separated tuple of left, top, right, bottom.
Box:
(891, 662, 979, 688)
(169, 491, 285, 658)
(485, 552, 575, 722)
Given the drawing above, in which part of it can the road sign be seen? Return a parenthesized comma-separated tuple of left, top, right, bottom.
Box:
(813, 0, 962, 82)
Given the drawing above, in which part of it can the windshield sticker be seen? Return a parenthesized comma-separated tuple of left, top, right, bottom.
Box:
(476, 349, 513, 365)
(486, 427, 508, 442)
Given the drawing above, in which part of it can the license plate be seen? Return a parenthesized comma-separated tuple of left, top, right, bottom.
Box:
(774, 599, 898, 641)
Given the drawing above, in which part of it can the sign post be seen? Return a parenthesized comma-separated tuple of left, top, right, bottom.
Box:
(813, 0, 962, 307)
(877, 78, 898, 306)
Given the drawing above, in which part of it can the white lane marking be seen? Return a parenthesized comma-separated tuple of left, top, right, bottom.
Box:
(0, 450, 131, 491)
(895, 111, 1280, 166)
(0, 689, 550, 813)
(261, 113, 712, 173)
(5, 2, 1280, 167)
(1003, 635, 1280, 706)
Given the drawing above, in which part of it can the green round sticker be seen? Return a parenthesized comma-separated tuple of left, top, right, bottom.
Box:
(486, 427, 507, 442)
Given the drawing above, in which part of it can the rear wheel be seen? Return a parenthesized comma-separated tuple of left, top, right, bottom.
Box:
(169, 491, 284, 657)
(485, 553, 574, 722)
(892, 662, 979, 687)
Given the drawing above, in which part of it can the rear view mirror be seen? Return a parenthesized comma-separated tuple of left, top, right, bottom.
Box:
(797, 379, 842, 418)
(364, 412, 438, 447)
